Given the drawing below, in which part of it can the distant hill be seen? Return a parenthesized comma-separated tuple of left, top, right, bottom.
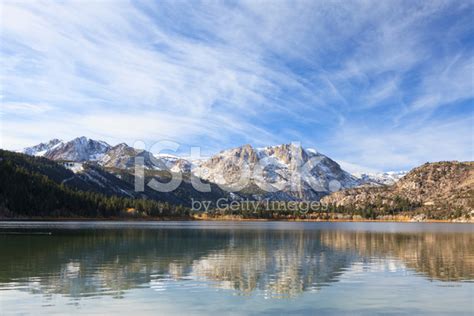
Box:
(321, 161, 474, 221)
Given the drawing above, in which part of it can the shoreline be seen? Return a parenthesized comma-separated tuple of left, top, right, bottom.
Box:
(0, 217, 471, 223)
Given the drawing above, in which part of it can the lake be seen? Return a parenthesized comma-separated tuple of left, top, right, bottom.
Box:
(0, 221, 473, 315)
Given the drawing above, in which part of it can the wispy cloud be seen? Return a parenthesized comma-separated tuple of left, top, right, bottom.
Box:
(1, 0, 473, 171)
(0, 102, 54, 114)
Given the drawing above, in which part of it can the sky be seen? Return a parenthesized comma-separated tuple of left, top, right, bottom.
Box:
(0, 0, 473, 172)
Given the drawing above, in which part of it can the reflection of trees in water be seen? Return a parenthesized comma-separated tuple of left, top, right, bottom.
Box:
(0, 229, 230, 298)
(0, 228, 472, 299)
(320, 231, 474, 281)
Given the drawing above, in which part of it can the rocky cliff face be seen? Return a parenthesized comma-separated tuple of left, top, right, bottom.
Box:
(321, 161, 474, 219)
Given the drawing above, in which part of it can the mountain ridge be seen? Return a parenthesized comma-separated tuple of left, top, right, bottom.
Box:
(21, 138, 365, 200)
(16, 136, 406, 180)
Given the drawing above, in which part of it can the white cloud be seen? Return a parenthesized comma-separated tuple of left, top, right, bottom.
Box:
(0, 102, 54, 114)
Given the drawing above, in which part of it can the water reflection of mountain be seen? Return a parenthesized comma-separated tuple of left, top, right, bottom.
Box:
(189, 231, 358, 297)
(0, 228, 472, 299)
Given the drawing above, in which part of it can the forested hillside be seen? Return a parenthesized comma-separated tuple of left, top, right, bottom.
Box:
(0, 150, 188, 218)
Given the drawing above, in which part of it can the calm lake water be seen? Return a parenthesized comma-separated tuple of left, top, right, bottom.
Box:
(0, 221, 473, 315)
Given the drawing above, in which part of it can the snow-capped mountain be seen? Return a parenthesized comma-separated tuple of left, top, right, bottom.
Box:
(21, 138, 366, 200)
(22, 137, 191, 172)
(353, 171, 407, 186)
(194, 143, 359, 200)
(100, 143, 165, 169)
(22, 139, 63, 156)
(21, 136, 111, 162)
(100, 144, 193, 171)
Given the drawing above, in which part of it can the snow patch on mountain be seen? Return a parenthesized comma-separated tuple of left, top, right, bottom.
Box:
(62, 161, 84, 173)
(21, 139, 63, 156)
(353, 171, 407, 186)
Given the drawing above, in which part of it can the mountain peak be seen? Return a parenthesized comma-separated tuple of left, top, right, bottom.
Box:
(73, 136, 88, 141)
(49, 138, 63, 144)
(112, 143, 133, 150)
(40, 137, 111, 162)
(21, 138, 64, 156)
(195, 142, 358, 200)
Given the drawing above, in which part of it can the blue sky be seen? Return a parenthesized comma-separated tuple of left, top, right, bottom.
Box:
(1, 0, 473, 172)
